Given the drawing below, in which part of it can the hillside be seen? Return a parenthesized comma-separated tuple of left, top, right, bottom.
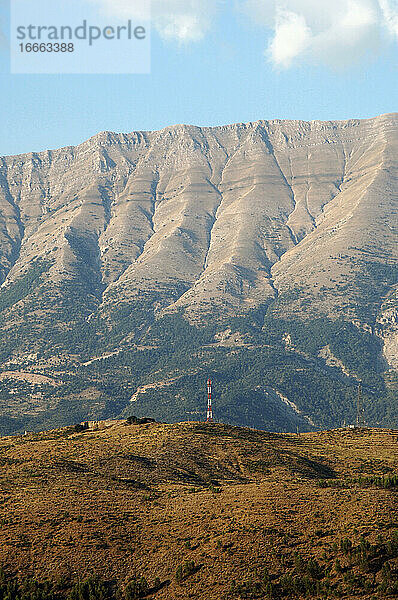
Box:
(0, 114, 397, 432)
(0, 421, 397, 599)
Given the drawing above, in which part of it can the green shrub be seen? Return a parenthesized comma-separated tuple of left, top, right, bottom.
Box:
(340, 537, 353, 554)
(175, 561, 197, 583)
(67, 577, 109, 600)
(123, 576, 149, 600)
(74, 423, 87, 433)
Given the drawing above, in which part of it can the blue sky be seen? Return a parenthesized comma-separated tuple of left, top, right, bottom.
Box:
(0, 0, 397, 157)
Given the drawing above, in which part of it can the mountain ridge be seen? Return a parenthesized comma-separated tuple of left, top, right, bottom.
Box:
(3, 111, 397, 159)
(0, 113, 396, 433)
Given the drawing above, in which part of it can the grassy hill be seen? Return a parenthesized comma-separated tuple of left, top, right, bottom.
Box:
(0, 421, 397, 599)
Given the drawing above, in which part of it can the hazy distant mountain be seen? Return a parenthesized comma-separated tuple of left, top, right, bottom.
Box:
(0, 114, 397, 433)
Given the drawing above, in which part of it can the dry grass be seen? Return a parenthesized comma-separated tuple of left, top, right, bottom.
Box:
(0, 422, 397, 599)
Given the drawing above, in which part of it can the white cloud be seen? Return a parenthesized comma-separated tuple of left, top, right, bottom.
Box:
(242, 0, 398, 67)
(88, 0, 398, 65)
(88, 0, 216, 43)
(269, 9, 311, 67)
(379, 0, 398, 36)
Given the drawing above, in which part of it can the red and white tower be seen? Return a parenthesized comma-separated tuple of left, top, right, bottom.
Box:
(206, 378, 213, 422)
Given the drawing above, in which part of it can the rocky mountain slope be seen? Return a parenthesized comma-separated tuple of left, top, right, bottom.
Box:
(0, 114, 397, 432)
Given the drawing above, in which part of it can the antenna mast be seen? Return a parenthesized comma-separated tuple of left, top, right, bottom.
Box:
(206, 378, 213, 422)
(356, 383, 362, 427)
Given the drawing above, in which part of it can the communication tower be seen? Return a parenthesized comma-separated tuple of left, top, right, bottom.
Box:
(206, 378, 213, 422)
(356, 383, 363, 427)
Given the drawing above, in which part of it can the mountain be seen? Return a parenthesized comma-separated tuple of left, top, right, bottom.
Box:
(0, 114, 397, 433)
(0, 421, 397, 599)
